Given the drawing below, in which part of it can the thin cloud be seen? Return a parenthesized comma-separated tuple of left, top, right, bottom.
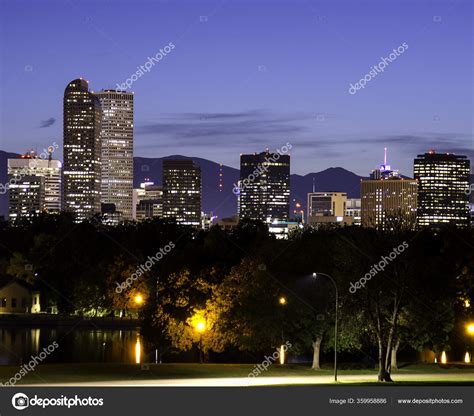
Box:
(39, 117, 56, 128)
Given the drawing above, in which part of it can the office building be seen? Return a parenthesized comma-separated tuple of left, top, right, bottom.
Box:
(8, 152, 62, 220)
(239, 151, 290, 222)
(162, 160, 201, 227)
(94, 90, 134, 221)
(135, 180, 163, 221)
(414, 151, 470, 228)
(63, 78, 102, 222)
(345, 198, 361, 226)
(307, 192, 353, 226)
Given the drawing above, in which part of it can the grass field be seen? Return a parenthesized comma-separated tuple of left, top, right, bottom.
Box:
(2, 363, 474, 386)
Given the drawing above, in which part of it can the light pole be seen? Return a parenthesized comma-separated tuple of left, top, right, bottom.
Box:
(313, 272, 338, 382)
(196, 321, 206, 364)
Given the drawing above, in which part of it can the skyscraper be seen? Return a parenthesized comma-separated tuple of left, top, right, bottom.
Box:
(63, 78, 102, 222)
(414, 151, 470, 228)
(361, 152, 417, 228)
(239, 150, 290, 222)
(162, 160, 201, 227)
(94, 90, 134, 221)
(8, 152, 62, 220)
(135, 180, 163, 221)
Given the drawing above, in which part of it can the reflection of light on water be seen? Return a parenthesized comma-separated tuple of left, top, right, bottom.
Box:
(135, 338, 141, 364)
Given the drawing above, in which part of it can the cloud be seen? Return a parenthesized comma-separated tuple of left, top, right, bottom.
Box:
(39, 117, 56, 128)
(136, 110, 312, 148)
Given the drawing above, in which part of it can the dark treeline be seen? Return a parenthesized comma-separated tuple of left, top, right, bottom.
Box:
(1, 213, 473, 382)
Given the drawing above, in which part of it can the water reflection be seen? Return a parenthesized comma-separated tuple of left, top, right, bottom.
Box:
(0, 328, 143, 365)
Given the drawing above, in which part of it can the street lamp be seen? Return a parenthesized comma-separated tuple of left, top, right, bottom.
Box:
(195, 319, 206, 364)
(134, 294, 143, 305)
(313, 272, 338, 382)
(279, 296, 287, 305)
(466, 323, 474, 363)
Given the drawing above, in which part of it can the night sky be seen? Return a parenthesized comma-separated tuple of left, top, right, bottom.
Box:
(0, 0, 472, 176)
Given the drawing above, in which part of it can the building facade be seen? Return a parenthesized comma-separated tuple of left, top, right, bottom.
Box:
(239, 151, 290, 222)
(162, 160, 201, 226)
(414, 151, 470, 228)
(307, 192, 352, 226)
(345, 198, 361, 226)
(135, 180, 163, 221)
(94, 90, 134, 221)
(63, 78, 102, 222)
(361, 178, 418, 228)
(8, 153, 62, 221)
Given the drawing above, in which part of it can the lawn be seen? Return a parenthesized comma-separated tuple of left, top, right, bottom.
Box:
(2, 362, 474, 385)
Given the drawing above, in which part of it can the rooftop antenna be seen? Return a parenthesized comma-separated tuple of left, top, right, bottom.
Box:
(384, 147, 387, 166)
(312, 176, 315, 192)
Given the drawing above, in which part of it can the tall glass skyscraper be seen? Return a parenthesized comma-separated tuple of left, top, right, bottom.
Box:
(239, 151, 290, 222)
(162, 160, 201, 227)
(414, 151, 470, 228)
(94, 90, 134, 221)
(63, 78, 102, 222)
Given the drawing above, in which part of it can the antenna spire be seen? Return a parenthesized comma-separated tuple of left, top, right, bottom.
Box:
(384, 147, 387, 166)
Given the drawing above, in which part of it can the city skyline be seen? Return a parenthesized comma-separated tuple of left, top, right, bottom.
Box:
(0, 0, 472, 176)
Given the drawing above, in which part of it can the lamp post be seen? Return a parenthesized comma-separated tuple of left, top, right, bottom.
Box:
(313, 272, 338, 382)
(466, 323, 474, 363)
(196, 321, 206, 364)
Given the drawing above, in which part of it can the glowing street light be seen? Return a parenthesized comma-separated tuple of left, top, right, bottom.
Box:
(194, 317, 206, 364)
(134, 294, 143, 305)
(467, 323, 474, 334)
(279, 296, 287, 305)
(441, 351, 447, 364)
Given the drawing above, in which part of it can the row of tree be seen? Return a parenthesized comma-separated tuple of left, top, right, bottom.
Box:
(1, 213, 473, 381)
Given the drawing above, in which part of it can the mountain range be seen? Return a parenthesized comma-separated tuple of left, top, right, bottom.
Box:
(2, 150, 471, 221)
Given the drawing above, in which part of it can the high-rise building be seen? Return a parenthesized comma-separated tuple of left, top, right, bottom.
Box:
(135, 180, 163, 221)
(361, 152, 417, 228)
(307, 192, 353, 226)
(162, 160, 201, 227)
(94, 90, 134, 221)
(63, 78, 102, 222)
(8, 152, 62, 220)
(414, 151, 470, 228)
(239, 151, 290, 222)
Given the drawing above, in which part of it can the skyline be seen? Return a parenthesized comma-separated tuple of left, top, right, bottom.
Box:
(0, 0, 472, 176)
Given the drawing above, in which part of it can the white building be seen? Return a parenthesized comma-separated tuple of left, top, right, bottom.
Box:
(8, 154, 62, 220)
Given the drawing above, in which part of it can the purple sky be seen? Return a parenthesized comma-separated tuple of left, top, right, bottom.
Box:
(0, 0, 472, 176)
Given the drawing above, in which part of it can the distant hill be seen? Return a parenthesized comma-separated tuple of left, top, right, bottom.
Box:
(2, 150, 470, 220)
